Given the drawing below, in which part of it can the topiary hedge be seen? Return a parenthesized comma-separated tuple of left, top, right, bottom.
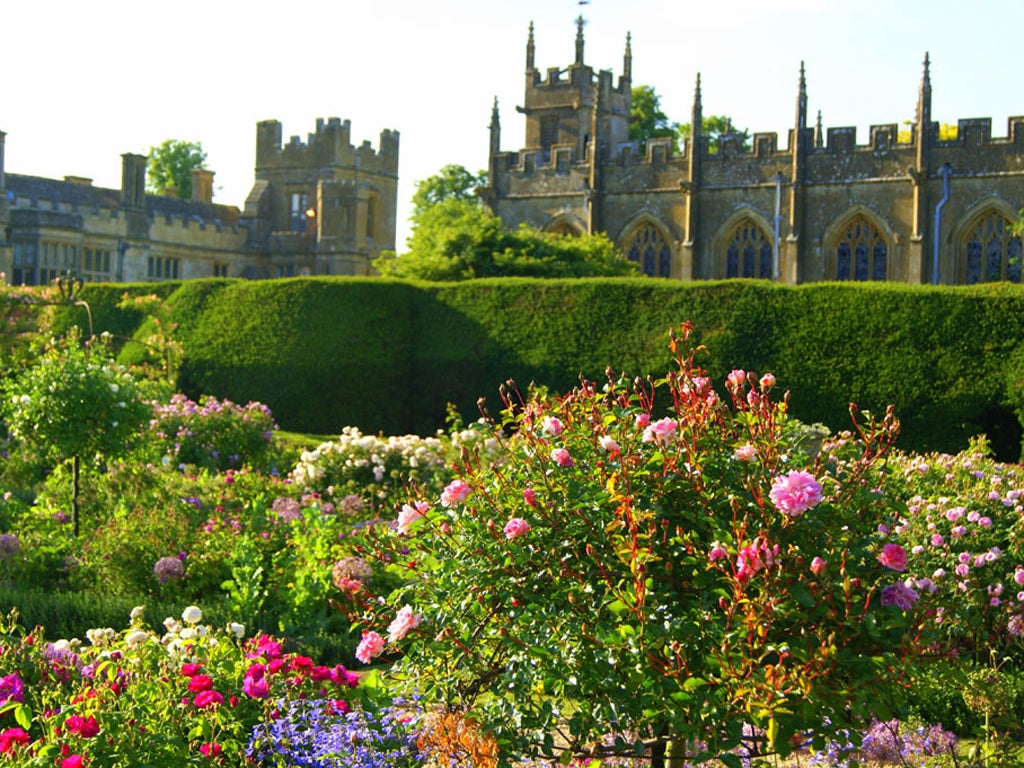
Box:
(46, 278, 1024, 459)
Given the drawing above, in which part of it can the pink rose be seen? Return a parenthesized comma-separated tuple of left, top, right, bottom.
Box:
(769, 471, 823, 517)
(877, 543, 907, 572)
(61, 757, 85, 768)
(396, 500, 429, 534)
(599, 435, 620, 454)
(193, 690, 224, 709)
(880, 582, 918, 611)
(708, 544, 728, 562)
(810, 556, 827, 576)
(541, 416, 563, 436)
(387, 606, 422, 644)
(635, 413, 650, 428)
(759, 373, 776, 390)
(503, 518, 531, 540)
(733, 444, 757, 462)
(523, 487, 538, 507)
(551, 448, 574, 467)
(355, 631, 385, 664)
(642, 417, 678, 446)
(440, 480, 471, 508)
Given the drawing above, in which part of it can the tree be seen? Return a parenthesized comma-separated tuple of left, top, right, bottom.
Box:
(629, 85, 677, 146)
(410, 164, 487, 220)
(146, 139, 207, 199)
(376, 199, 639, 281)
(898, 121, 959, 143)
(677, 115, 751, 153)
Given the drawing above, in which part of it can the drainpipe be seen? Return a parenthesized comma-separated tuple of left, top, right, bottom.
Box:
(932, 163, 952, 285)
(773, 172, 784, 280)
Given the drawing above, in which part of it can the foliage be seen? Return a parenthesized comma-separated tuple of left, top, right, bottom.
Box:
(351, 324, 929, 766)
(146, 138, 207, 199)
(629, 85, 677, 147)
(114, 292, 185, 396)
(410, 164, 487, 221)
(1, 330, 150, 466)
(899, 121, 960, 143)
(678, 115, 751, 154)
(146, 393, 280, 472)
(377, 199, 640, 281)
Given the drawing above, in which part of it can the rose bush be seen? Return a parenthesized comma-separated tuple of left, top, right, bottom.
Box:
(350, 323, 934, 766)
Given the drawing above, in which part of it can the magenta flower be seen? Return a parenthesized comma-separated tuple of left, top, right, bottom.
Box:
(880, 582, 919, 611)
(523, 487, 538, 507)
(0, 674, 23, 706)
(810, 556, 827, 576)
(769, 471, 823, 517)
(355, 630, 385, 664)
(877, 543, 907, 572)
(199, 743, 223, 758)
(708, 543, 728, 562)
(387, 606, 422, 644)
(193, 690, 224, 709)
(503, 517, 531, 540)
(551, 448, 574, 467)
(242, 673, 269, 699)
(61, 756, 85, 768)
(187, 674, 214, 692)
(440, 479, 471, 507)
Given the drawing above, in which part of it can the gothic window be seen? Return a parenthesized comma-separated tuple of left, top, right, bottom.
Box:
(624, 222, 672, 278)
(724, 220, 773, 279)
(963, 211, 1022, 284)
(289, 192, 308, 232)
(540, 116, 559, 151)
(834, 216, 887, 281)
(547, 220, 580, 237)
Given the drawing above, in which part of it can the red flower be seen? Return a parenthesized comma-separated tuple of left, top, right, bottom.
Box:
(187, 674, 214, 692)
(181, 663, 202, 677)
(0, 727, 29, 753)
(65, 715, 100, 739)
(199, 742, 222, 757)
(62, 756, 85, 768)
(193, 690, 224, 709)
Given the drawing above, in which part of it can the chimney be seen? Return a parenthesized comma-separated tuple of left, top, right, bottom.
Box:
(191, 169, 214, 203)
(121, 153, 147, 209)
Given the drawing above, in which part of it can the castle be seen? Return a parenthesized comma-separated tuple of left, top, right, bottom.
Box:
(0, 118, 399, 286)
(481, 19, 1024, 285)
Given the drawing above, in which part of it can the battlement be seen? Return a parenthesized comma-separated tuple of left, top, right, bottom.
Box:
(256, 117, 399, 176)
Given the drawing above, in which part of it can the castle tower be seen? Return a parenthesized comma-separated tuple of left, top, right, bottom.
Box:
(787, 62, 809, 282)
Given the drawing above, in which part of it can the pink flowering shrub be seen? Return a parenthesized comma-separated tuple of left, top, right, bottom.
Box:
(351, 323, 929, 766)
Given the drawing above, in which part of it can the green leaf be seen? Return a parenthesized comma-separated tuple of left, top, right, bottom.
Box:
(13, 704, 31, 730)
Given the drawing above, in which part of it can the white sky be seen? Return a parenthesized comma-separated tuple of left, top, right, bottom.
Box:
(5, 0, 1023, 251)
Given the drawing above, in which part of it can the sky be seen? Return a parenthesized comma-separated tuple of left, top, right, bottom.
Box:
(5, 0, 1023, 251)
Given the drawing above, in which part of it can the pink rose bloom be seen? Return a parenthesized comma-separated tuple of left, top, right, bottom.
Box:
(759, 373, 776, 390)
(1015, 568, 1024, 586)
(733, 444, 757, 462)
(599, 435, 620, 454)
(551, 448, 574, 467)
(523, 487, 538, 507)
(355, 631, 385, 664)
(877, 543, 907, 572)
(440, 480, 471, 508)
(930, 534, 944, 547)
(187, 674, 214, 693)
(541, 416, 563, 436)
(810, 556, 827, 576)
(708, 544, 728, 562)
(242, 674, 268, 698)
(504, 517, 531, 540)
(61, 756, 85, 768)
(642, 417, 678, 446)
(635, 413, 650, 428)
(769, 471, 823, 517)
(387, 606, 422, 644)
(199, 743, 223, 758)
(735, 544, 765, 583)
(880, 582, 919, 611)
(397, 500, 429, 534)
(726, 369, 746, 390)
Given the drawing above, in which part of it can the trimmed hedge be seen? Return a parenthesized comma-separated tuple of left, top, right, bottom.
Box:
(49, 278, 1024, 459)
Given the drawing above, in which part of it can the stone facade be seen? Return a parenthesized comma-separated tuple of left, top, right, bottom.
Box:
(481, 20, 1024, 285)
(0, 118, 399, 286)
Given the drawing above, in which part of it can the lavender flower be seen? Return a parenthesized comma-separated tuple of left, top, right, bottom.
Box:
(153, 556, 185, 584)
(0, 533, 20, 560)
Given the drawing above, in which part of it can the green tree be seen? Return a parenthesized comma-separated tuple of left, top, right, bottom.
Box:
(629, 85, 677, 146)
(146, 139, 207, 199)
(377, 199, 639, 281)
(677, 115, 751, 153)
(410, 164, 487, 220)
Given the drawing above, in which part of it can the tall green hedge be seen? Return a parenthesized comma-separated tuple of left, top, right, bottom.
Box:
(51, 278, 1024, 459)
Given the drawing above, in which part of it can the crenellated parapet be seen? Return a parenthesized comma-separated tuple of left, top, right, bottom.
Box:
(255, 117, 399, 177)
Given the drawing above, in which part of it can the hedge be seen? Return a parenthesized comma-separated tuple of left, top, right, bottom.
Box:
(45, 278, 1024, 460)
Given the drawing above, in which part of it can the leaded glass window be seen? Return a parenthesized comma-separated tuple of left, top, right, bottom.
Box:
(964, 211, 1022, 284)
(834, 217, 887, 281)
(724, 220, 772, 279)
(625, 222, 672, 278)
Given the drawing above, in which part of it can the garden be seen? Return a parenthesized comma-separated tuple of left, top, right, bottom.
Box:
(1, 282, 1024, 767)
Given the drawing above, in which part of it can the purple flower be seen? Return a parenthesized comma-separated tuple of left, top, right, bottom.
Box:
(153, 556, 185, 584)
(880, 582, 919, 611)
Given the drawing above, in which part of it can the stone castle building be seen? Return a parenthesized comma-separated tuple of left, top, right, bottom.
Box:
(0, 118, 399, 285)
(481, 20, 1024, 285)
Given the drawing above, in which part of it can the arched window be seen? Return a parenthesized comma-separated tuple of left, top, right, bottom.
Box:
(963, 211, 1022, 284)
(546, 220, 581, 237)
(624, 222, 672, 278)
(724, 219, 773, 279)
(834, 216, 887, 281)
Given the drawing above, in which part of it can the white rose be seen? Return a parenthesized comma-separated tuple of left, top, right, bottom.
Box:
(126, 630, 149, 648)
(228, 622, 245, 639)
(181, 605, 202, 624)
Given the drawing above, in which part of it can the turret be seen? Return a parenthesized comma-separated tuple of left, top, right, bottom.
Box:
(574, 14, 585, 66)
(915, 52, 932, 172)
(526, 21, 535, 73)
(489, 97, 501, 183)
(788, 62, 809, 278)
(622, 32, 632, 84)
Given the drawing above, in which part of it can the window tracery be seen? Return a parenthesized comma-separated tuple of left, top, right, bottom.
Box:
(624, 222, 671, 277)
(724, 220, 772, 279)
(963, 211, 1022, 284)
(834, 216, 887, 281)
